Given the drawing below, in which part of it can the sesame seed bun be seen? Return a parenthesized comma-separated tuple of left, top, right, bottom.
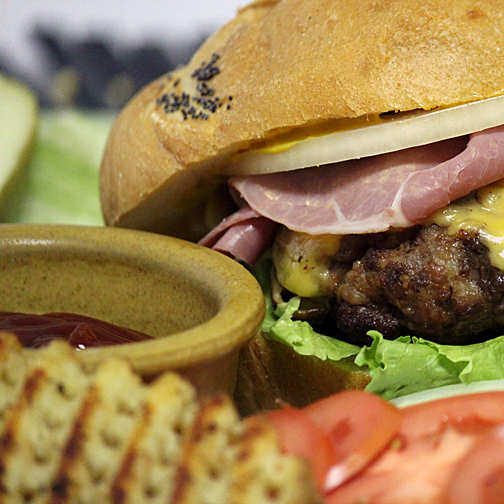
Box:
(100, 0, 504, 241)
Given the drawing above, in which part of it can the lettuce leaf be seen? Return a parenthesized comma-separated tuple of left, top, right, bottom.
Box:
(253, 251, 362, 362)
(252, 254, 504, 400)
(356, 333, 465, 399)
(265, 296, 361, 361)
(5, 109, 115, 225)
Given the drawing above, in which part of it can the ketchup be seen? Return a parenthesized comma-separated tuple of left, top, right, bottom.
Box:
(0, 311, 154, 349)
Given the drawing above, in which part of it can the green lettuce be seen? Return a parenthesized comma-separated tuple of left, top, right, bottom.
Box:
(252, 254, 504, 400)
(4, 109, 115, 225)
(355, 332, 504, 399)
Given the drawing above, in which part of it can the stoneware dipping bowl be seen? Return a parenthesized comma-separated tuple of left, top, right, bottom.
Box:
(0, 224, 265, 397)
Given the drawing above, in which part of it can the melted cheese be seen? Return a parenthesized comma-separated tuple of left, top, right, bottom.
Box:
(272, 228, 341, 297)
(428, 180, 504, 271)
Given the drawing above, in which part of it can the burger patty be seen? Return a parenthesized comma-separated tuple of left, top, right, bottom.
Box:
(281, 224, 504, 346)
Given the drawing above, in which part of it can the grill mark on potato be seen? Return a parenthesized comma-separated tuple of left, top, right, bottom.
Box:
(111, 402, 152, 504)
(0, 368, 45, 493)
(50, 385, 99, 504)
(0, 334, 321, 504)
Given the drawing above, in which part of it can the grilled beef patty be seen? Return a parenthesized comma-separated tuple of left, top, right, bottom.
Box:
(277, 224, 504, 346)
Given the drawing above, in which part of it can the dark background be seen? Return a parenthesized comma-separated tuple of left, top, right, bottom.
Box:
(0, 0, 245, 109)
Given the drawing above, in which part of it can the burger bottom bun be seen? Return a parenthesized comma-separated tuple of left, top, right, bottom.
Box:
(234, 331, 371, 416)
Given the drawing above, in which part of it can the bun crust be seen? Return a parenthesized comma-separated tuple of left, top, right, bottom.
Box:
(100, 0, 504, 238)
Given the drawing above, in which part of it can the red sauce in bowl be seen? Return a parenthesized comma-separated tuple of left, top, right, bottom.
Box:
(0, 311, 154, 349)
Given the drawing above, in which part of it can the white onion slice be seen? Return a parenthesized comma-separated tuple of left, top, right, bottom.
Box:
(226, 95, 504, 175)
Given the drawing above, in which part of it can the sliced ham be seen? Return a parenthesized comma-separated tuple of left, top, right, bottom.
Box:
(231, 125, 504, 235)
(200, 125, 504, 264)
(198, 206, 278, 264)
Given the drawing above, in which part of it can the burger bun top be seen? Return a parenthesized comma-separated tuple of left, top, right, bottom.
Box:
(100, 0, 504, 239)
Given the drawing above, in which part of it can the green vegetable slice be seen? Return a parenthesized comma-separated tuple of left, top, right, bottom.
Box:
(0, 74, 39, 219)
(8, 109, 115, 225)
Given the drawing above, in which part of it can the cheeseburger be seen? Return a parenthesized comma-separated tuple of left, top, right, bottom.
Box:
(100, 0, 504, 411)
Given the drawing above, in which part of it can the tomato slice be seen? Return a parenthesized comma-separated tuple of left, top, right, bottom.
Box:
(302, 390, 402, 492)
(444, 424, 504, 504)
(264, 405, 336, 490)
(259, 390, 504, 503)
(400, 391, 504, 438)
(325, 391, 504, 504)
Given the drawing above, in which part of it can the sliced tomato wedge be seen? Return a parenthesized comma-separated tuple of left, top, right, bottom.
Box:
(264, 405, 336, 489)
(258, 389, 504, 503)
(443, 424, 504, 504)
(325, 391, 504, 504)
(303, 390, 402, 492)
(262, 390, 401, 493)
(400, 391, 504, 437)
